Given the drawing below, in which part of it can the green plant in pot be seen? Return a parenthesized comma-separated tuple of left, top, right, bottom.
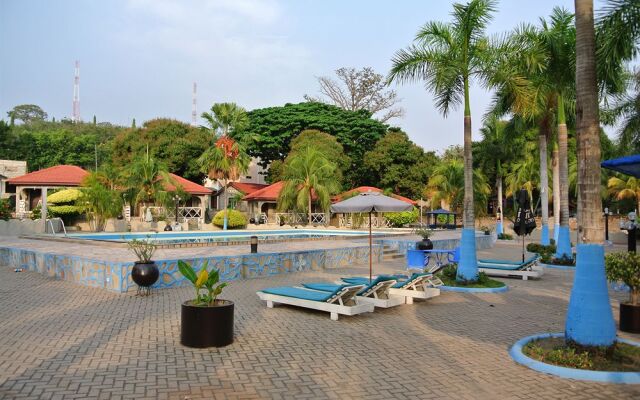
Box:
(127, 237, 159, 295)
(605, 252, 640, 333)
(178, 260, 234, 348)
(414, 227, 434, 250)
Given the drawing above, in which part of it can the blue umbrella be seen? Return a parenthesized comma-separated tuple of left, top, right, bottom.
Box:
(601, 154, 640, 178)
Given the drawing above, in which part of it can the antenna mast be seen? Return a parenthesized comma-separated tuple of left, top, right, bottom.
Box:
(191, 82, 197, 126)
(72, 61, 80, 122)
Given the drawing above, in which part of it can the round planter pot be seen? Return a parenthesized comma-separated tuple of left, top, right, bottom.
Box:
(416, 238, 433, 250)
(620, 302, 640, 334)
(131, 261, 159, 287)
(181, 300, 234, 348)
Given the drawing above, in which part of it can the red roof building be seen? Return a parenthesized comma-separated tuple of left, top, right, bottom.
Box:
(228, 182, 269, 195)
(165, 173, 212, 195)
(242, 181, 285, 201)
(7, 165, 89, 187)
(333, 186, 416, 206)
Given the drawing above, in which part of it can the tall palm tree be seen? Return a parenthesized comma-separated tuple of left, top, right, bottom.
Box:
(608, 176, 640, 212)
(552, 143, 561, 242)
(605, 70, 640, 153)
(123, 152, 173, 213)
(278, 147, 339, 224)
(388, 0, 499, 282)
(564, 0, 616, 348)
(198, 137, 250, 230)
(200, 103, 249, 138)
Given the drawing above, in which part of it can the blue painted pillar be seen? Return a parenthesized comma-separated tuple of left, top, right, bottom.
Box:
(496, 221, 504, 235)
(456, 228, 478, 281)
(553, 223, 560, 243)
(565, 244, 616, 346)
(555, 226, 572, 259)
(540, 224, 550, 246)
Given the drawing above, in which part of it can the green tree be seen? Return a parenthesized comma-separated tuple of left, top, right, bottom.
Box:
(7, 104, 48, 124)
(278, 147, 339, 224)
(426, 158, 490, 216)
(123, 153, 174, 212)
(363, 129, 437, 199)
(201, 102, 249, 137)
(110, 118, 209, 181)
(238, 102, 388, 186)
(389, 0, 506, 281)
(78, 171, 123, 232)
(608, 176, 640, 214)
(604, 70, 640, 153)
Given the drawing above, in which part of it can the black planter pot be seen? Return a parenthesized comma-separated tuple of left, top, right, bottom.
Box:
(131, 261, 159, 287)
(620, 302, 640, 333)
(416, 238, 434, 250)
(181, 300, 234, 348)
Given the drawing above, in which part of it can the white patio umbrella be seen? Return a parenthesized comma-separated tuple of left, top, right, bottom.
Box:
(330, 191, 413, 281)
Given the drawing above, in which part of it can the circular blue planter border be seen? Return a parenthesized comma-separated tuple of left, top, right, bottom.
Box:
(539, 262, 576, 271)
(440, 284, 509, 293)
(509, 332, 640, 384)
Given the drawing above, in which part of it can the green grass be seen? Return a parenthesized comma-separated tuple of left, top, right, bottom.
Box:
(524, 337, 640, 371)
(436, 265, 506, 288)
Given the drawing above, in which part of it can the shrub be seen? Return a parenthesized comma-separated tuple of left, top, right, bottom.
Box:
(213, 209, 247, 229)
(605, 252, 640, 305)
(384, 208, 418, 228)
(551, 254, 575, 266)
(497, 233, 513, 240)
(0, 198, 11, 220)
(48, 189, 82, 204)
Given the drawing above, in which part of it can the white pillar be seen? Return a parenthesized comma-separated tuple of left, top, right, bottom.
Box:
(41, 187, 48, 233)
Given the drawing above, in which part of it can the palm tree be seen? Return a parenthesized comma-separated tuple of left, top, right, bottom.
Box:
(200, 103, 249, 138)
(388, 0, 499, 282)
(608, 176, 640, 212)
(78, 171, 123, 232)
(123, 153, 173, 214)
(564, 0, 616, 348)
(277, 147, 339, 224)
(198, 137, 250, 230)
(605, 70, 640, 153)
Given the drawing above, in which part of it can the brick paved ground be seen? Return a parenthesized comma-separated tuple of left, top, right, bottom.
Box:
(1, 242, 639, 399)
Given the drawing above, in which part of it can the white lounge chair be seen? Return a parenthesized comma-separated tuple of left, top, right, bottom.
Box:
(302, 276, 405, 309)
(256, 284, 374, 321)
(342, 273, 442, 305)
(477, 255, 544, 281)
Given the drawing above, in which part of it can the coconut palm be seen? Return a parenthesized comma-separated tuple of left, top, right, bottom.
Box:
(78, 171, 123, 232)
(200, 103, 249, 138)
(388, 0, 502, 282)
(123, 153, 173, 213)
(198, 137, 250, 230)
(278, 147, 339, 224)
(564, 0, 616, 348)
(608, 176, 640, 213)
(605, 70, 640, 153)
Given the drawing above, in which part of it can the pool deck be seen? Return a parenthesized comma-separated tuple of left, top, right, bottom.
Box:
(0, 241, 638, 399)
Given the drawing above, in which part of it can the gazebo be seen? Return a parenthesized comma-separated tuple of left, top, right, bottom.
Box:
(425, 208, 457, 229)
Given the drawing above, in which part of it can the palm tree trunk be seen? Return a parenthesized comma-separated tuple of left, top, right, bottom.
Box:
(463, 119, 474, 228)
(539, 132, 550, 245)
(565, 0, 615, 347)
(308, 192, 312, 226)
(556, 94, 572, 258)
(553, 145, 560, 241)
(496, 174, 503, 234)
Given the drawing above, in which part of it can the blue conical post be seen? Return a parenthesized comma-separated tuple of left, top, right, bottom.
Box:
(565, 244, 616, 346)
(496, 221, 503, 235)
(540, 224, 550, 246)
(456, 228, 478, 281)
(555, 226, 572, 259)
(553, 223, 560, 243)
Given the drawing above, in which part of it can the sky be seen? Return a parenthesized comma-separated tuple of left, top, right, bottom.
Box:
(0, 0, 609, 155)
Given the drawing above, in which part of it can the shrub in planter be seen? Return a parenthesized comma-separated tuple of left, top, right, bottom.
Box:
(213, 209, 247, 229)
(178, 260, 233, 347)
(127, 237, 159, 295)
(413, 227, 434, 250)
(605, 252, 640, 333)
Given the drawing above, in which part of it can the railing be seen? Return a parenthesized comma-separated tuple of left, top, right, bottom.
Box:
(338, 214, 391, 229)
(141, 206, 204, 223)
(274, 212, 328, 225)
(47, 218, 67, 237)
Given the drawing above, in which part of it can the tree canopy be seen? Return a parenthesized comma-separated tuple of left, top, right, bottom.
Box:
(7, 104, 48, 125)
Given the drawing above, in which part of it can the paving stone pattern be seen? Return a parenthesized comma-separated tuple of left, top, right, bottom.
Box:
(1, 243, 639, 399)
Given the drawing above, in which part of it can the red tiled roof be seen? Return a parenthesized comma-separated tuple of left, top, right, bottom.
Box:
(333, 186, 416, 205)
(7, 165, 88, 186)
(229, 182, 269, 195)
(242, 181, 285, 201)
(165, 173, 212, 195)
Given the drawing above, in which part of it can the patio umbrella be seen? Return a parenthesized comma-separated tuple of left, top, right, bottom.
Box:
(601, 154, 640, 178)
(330, 192, 413, 281)
(513, 189, 537, 262)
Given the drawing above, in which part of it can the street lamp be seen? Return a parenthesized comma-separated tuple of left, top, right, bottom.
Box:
(174, 194, 180, 227)
(603, 207, 610, 242)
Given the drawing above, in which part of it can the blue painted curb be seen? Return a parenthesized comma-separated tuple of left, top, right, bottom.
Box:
(509, 332, 640, 384)
(440, 284, 509, 293)
(539, 263, 576, 271)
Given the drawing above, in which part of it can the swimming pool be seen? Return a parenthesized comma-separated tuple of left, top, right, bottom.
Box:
(67, 229, 392, 245)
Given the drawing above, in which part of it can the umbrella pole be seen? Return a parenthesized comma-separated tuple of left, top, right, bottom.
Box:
(369, 211, 372, 283)
(522, 234, 525, 263)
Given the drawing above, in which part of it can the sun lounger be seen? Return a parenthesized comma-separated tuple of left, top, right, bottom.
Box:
(302, 276, 405, 308)
(477, 255, 544, 280)
(256, 284, 374, 320)
(342, 273, 442, 304)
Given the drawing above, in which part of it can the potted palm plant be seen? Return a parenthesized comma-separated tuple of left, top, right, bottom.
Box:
(605, 251, 640, 333)
(414, 227, 434, 250)
(127, 237, 159, 295)
(178, 260, 233, 347)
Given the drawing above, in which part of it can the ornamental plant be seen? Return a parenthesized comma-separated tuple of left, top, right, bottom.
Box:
(212, 209, 247, 229)
(178, 260, 227, 306)
(127, 237, 157, 263)
(0, 198, 11, 221)
(605, 252, 640, 306)
(413, 227, 433, 240)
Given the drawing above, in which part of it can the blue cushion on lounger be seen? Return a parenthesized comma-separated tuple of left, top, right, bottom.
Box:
(306, 276, 395, 295)
(260, 286, 344, 302)
(478, 255, 538, 266)
(302, 282, 341, 292)
(341, 275, 396, 285)
(392, 272, 431, 288)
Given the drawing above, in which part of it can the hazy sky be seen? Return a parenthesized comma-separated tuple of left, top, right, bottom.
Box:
(1, 0, 607, 154)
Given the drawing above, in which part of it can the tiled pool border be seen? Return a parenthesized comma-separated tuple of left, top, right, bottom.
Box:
(0, 234, 495, 293)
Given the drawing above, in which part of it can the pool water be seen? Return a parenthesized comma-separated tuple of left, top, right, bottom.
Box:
(67, 229, 387, 245)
